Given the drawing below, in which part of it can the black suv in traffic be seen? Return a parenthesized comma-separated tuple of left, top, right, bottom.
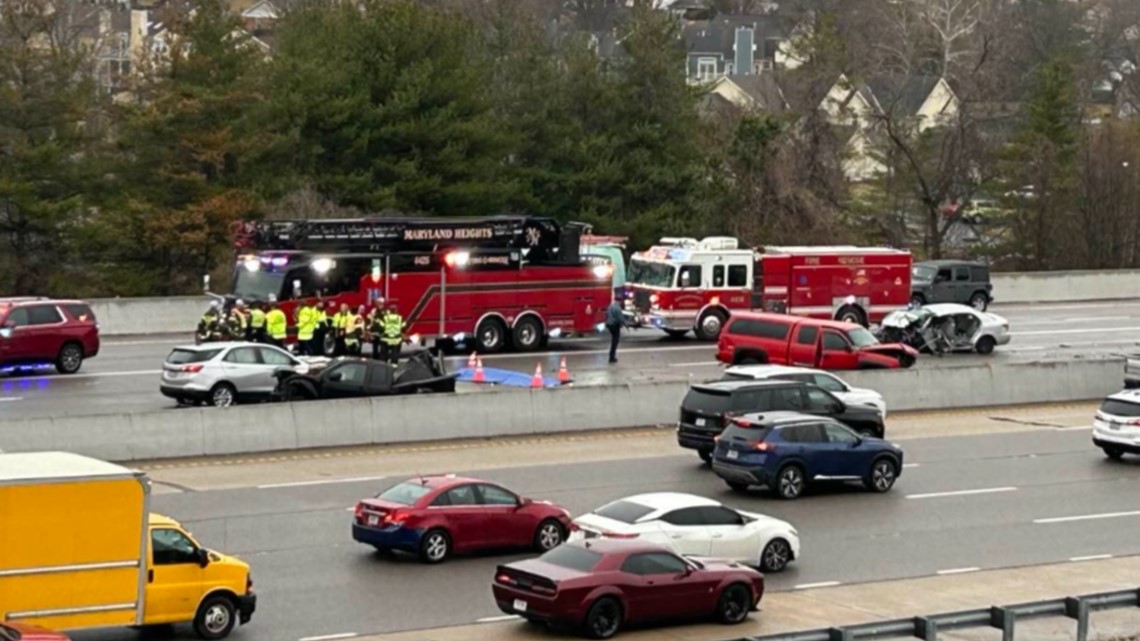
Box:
(678, 380, 885, 463)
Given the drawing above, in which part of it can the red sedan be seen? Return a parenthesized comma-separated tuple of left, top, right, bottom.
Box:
(0, 623, 71, 641)
(492, 539, 764, 639)
(351, 474, 572, 563)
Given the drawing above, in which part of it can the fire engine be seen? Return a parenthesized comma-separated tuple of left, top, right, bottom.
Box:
(224, 216, 614, 353)
(623, 238, 912, 340)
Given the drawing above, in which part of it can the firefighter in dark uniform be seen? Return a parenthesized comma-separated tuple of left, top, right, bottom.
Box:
(368, 302, 385, 360)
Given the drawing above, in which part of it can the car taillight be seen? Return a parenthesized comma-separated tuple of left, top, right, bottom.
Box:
(384, 511, 406, 526)
(354, 503, 365, 519)
(732, 418, 753, 427)
(181, 364, 204, 373)
(497, 573, 515, 585)
(601, 532, 639, 539)
(754, 442, 775, 452)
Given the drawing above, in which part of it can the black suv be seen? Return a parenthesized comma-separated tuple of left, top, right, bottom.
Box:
(677, 380, 885, 463)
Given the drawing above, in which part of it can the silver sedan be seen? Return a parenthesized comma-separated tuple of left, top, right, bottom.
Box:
(913, 303, 1011, 355)
(160, 342, 321, 407)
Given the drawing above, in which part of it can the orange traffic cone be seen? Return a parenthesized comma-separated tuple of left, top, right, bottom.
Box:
(467, 351, 478, 369)
(472, 358, 485, 383)
(557, 357, 571, 384)
(531, 363, 544, 388)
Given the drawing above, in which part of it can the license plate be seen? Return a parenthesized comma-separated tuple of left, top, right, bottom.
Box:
(513, 599, 528, 613)
(367, 515, 379, 526)
(1111, 422, 1121, 431)
(695, 418, 706, 427)
(727, 450, 739, 460)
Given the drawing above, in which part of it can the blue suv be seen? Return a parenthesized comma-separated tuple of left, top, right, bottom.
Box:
(712, 411, 904, 500)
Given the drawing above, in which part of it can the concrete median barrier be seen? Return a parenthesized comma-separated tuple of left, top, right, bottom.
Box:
(992, 268, 1140, 304)
(0, 357, 1121, 462)
(90, 296, 208, 336)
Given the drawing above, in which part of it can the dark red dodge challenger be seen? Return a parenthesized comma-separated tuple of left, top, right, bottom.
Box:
(492, 539, 764, 639)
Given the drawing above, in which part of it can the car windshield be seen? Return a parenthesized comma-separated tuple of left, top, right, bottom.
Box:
(166, 348, 221, 364)
(539, 545, 603, 572)
(594, 500, 654, 524)
(683, 388, 733, 413)
(1100, 399, 1140, 418)
(913, 265, 937, 280)
(846, 328, 880, 348)
(376, 482, 433, 505)
(233, 269, 285, 302)
(627, 260, 675, 287)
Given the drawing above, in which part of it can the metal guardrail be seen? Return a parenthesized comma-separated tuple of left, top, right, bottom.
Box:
(746, 588, 1140, 641)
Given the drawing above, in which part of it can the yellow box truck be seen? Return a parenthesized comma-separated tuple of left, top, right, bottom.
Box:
(0, 452, 255, 639)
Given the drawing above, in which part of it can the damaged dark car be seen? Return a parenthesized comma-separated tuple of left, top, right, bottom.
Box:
(274, 348, 458, 400)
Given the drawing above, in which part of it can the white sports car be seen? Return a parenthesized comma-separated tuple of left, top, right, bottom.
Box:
(722, 364, 887, 418)
(568, 492, 800, 572)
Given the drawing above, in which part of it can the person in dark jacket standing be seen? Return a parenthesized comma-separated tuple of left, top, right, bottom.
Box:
(605, 299, 626, 364)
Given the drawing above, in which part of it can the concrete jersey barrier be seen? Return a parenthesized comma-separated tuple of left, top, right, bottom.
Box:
(0, 357, 1119, 462)
(87, 269, 1140, 336)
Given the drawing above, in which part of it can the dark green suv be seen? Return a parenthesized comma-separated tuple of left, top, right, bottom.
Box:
(911, 260, 993, 310)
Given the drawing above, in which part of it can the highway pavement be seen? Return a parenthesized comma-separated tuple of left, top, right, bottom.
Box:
(5, 300, 1140, 420)
(67, 413, 1140, 641)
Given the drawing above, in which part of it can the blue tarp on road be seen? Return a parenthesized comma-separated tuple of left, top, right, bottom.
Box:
(456, 366, 564, 388)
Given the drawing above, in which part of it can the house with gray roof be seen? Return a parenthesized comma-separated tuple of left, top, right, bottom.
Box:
(682, 13, 787, 83)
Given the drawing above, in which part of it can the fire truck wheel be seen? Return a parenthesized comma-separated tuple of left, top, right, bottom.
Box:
(695, 310, 727, 341)
(476, 318, 508, 353)
(512, 316, 544, 352)
(836, 306, 867, 327)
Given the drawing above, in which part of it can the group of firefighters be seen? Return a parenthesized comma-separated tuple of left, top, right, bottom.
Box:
(197, 298, 408, 363)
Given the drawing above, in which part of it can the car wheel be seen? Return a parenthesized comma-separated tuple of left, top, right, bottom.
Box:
(533, 519, 565, 552)
(193, 594, 236, 640)
(476, 318, 507, 354)
(698, 450, 713, 465)
(209, 383, 237, 408)
(716, 583, 752, 625)
(760, 538, 792, 573)
(419, 528, 451, 563)
(665, 329, 689, 339)
(55, 342, 84, 374)
(1103, 446, 1126, 461)
(970, 292, 988, 311)
(864, 458, 898, 493)
(725, 480, 749, 492)
(512, 316, 544, 352)
(583, 597, 623, 640)
(696, 309, 727, 341)
(775, 465, 805, 500)
(975, 336, 997, 356)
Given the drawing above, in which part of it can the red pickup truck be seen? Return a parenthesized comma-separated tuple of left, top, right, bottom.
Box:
(716, 312, 917, 370)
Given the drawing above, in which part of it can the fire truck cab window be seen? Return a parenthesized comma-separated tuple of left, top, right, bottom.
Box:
(627, 260, 675, 288)
(234, 269, 286, 302)
(678, 265, 702, 288)
(728, 265, 748, 287)
(713, 265, 725, 288)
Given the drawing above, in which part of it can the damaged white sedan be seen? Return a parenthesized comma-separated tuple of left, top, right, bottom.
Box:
(878, 303, 1010, 356)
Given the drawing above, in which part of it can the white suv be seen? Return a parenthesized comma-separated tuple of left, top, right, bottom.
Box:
(722, 364, 887, 418)
(1092, 390, 1140, 460)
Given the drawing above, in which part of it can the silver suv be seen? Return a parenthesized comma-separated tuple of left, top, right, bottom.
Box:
(161, 342, 309, 408)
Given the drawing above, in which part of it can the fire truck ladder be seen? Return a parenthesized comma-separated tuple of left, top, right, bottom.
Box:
(232, 216, 573, 257)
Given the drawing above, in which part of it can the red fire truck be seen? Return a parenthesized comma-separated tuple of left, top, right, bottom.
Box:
(623, 238, 912, 340)
(225, 216, 614, 353)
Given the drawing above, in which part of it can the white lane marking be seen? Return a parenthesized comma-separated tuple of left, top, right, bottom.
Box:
(299, 634, 358, 641)
(104, 339, 188, 347)
(257, 476, 386, 490)
(902, 463, 920, 468)
(0, 397, 22, 402)
(1034, 510, 1140, 525)
(794, 581, 841, 590)
(477, 615, 521, 623)
(906, 487, 1017, 500)
(937, 567, 980, 576)
(1070, 554, 1113, 562)
(668, 360, 719, 368)
(998, 302, 1140, 312)
(1012, 326, 1140, 337)
(1014, 316, 1132, 326)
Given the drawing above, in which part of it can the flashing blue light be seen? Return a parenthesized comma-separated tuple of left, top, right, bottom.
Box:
(271, 257, 289, 267)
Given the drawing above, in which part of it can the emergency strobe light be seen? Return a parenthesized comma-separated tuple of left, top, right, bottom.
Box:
(445, 251, 471, 268)
(312, 257, 334, 274)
